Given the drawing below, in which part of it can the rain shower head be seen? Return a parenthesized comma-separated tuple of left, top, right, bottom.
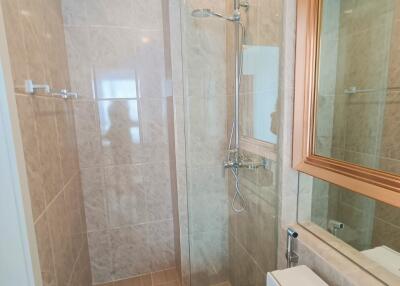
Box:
(191, 8, 238, 21)
(191, 8, 213, 18)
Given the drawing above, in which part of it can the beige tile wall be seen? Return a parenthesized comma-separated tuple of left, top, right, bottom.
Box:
(61, 0, 177, 284)
(1, 0, 92, 285)
(228, 152, 278, 286)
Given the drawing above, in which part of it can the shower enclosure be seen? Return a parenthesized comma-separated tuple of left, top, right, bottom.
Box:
(171, 0, 283, 285)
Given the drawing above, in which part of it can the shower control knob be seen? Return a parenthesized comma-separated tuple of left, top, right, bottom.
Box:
(224, 160, 237, 169)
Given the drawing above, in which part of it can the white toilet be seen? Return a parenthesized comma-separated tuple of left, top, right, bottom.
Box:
(267, 265, 328, 286)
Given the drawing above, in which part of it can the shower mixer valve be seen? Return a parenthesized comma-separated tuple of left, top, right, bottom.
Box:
(223, 151, 270, 170)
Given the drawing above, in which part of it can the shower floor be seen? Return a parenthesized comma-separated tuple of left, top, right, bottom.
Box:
(96, 268, 180, 286)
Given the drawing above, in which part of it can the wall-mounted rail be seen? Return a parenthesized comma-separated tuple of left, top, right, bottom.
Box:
(24, 80, 78, 99)
(344, 86, 400, 95)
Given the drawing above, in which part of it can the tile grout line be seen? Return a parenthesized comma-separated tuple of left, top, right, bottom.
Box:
(33, 169, 79, 225)
(95, 267, 179, 286)
(67, 234, 87, 286)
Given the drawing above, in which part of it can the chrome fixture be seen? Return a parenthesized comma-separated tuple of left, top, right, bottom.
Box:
(24, 80, 78, 99)
(52, 89, 78, 99)
(344, 86, 400, 95)
(192, 1, 247, 213)
(286, 228, 299, 268)
(328, 220, 344, 237)
(224, 154, 270, 170)
(25, 80, 50, 94)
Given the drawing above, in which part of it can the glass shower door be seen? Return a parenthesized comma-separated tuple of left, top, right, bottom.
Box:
(176, 0, 283, 285)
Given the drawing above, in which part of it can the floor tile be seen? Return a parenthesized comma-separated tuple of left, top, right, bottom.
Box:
(151, 268, 178, 285)
(115, 274, 152, 286)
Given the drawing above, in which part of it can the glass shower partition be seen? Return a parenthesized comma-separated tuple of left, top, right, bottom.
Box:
(172, 0, 283, 285)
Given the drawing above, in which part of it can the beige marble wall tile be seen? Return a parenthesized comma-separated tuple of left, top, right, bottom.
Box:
(55, 99, 79, 185)
(104, 165, 146, 227)
(185, 96, 228, 167)
(47, 192, 74, 286)
(244, 0, 282, 46)
(229, 234, 265, 286)
(80, 167, 108, 232)
(0, 0, 28, 87)
(64, 174, 84, 261)
(61, 0, 87, 26)
(375, 201, 400, 227)
(34, 97, 63, 204)
(98, 99, 169, 166)
(89, 27, 137, 70)
(372, 218, 400, 251)
(85, 0, 135, 27)
(190, 230, 229, 286)
(152, 268, 179, 285)
(110, 225, 151, 280)
(43, 0, 70, 90)
(380, 92, 400, 161)
(17, 0, 49, 83)
(73, 100, 103, 168)
(140, 98, 170, 145)
(15, 95, 46, 220)
(147, 220, 176, 271)
(144, 162, 173, 222)
(88, 230, 113, 284)
(388, 18, 400, 88)
(69, 241, 93, 286)
(98, 100, 141, 166)
(2, 0, 72, 89)
(187, 166, 229, 234)
(64, 27, 93, 99)
(229, 184, 277, 273)
(135, 30, 166, 99)
(134, 0, 163, 30)
(344, 94, 381, 156)
(35, 214, 57, 286)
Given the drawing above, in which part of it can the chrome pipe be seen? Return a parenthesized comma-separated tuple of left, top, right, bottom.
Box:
(234, 0, 240, 10)
(234, 20, 240, 151)
(286, 228, 299, 268)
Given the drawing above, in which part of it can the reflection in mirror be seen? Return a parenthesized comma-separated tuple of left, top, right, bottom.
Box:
(298, 172, 400, 284)
(315, 0, 400, 175)
(240, 45, 279, 144)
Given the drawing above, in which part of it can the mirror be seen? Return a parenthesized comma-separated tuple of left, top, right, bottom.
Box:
(315, 0, 400, 175)
(293, 0, 400, 207)
(298, 173, 400, 284)
(240, 45, 280, 145)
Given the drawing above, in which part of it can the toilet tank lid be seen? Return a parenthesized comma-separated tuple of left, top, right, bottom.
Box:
(268, 265, 328, 286)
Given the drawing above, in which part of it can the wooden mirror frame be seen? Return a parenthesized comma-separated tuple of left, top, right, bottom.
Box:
(292, 0, 400, 208)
